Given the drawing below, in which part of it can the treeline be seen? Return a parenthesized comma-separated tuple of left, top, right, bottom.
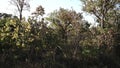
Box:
(0, 0, 120, 68)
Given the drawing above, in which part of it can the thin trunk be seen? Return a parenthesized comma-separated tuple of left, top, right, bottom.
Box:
(101, 0, 106, 29)
(101, 17, 105, 28)
(20, 11, 22, 22)
(72, 32, 82, 58)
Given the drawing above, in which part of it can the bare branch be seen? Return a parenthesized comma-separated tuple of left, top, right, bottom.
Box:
(10, 0, 30, 21)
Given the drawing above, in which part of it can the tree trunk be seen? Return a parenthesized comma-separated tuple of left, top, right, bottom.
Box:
(101, 18, 105, 28)
(20, 12, 22, 22)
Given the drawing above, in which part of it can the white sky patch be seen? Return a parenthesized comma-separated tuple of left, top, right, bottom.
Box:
(29, 0, 82, 14)
(82, 13, 96, 24)
(0, 0, 96, 24)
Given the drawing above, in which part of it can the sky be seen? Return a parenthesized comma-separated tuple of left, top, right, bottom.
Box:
(0, 0, 96, 24)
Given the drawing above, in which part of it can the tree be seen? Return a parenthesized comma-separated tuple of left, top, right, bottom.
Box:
(32, 5, 45, 17)
(0, 13, 12, 18)
(10, 0, 30, 21)
(46, 8, 90, 58)
(80, 0, 120, 66)
(81, 0, 120, 28)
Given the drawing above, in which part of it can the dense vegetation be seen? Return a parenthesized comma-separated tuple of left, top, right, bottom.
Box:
(0, 0, 120, 68)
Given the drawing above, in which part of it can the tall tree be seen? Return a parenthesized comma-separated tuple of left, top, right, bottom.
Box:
(32, 5, 45, 22)
(32, 5, 45, 17)
(10, 0, 30, 21)
(81, 0, 120, 28)
(46, 8, 90, 58)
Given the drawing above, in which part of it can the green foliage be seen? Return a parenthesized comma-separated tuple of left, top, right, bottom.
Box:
(81, 0, 120, 28)
(0, 1, 120, 67)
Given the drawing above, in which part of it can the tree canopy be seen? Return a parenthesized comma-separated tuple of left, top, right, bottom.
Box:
(0, 0, 120, 68)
